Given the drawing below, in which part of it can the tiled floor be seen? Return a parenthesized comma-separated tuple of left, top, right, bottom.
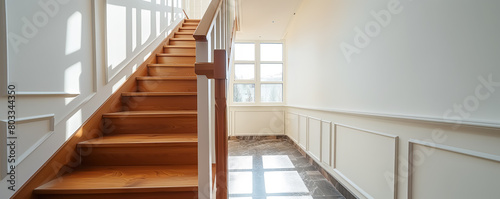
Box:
(229, 139, 345, 199)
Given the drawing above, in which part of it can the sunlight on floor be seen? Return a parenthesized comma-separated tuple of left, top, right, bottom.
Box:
(229, 154, 310, 198)
(228, 139, 345, 199)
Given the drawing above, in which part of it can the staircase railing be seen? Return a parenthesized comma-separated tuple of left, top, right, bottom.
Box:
(194, 0, 238, 198)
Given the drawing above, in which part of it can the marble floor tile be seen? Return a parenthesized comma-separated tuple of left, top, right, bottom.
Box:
(228, 139, 346, 199)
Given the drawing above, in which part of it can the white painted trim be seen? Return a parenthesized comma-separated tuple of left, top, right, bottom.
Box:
(285, 112, 299, 143)
(307, 116, 321, 161)
(231, 110, 285, 136)
(321, 120, 332, 167)
(407, 140, 500, 199)
(15, 92, 80, 97)
(1, 114, 55, 179)
(334, 169, 375, 199)
(297, 115, 308, 150)
(9, 114, 56, 130)
(336, 123, 399, 139)
(288, 105, 500, 129)
(332, 123, 337, 169)
(334, 123, 399, 199)
(410, 139, 500, 163)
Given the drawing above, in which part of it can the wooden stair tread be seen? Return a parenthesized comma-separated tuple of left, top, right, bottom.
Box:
(175, 32, 195, 35)
(103, 110, 197, 118)
(78, 134, 197, 147)
(157, 53, 195, 57)
(170, 38, 195, 41)
(179, 27, 196, 30)
(183, 23, 199, 26)
(148, 63, 194, 67)
(122, 92, 197, 97)
(136, 76, 197, 80)
(34, 165, 198, 194)
(164, 45, 195, 48)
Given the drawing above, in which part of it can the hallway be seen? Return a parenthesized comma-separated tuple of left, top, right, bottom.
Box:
(228, 138, 345, 199)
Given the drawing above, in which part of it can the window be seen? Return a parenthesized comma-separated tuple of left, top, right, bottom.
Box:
(232, 42, 284, 104)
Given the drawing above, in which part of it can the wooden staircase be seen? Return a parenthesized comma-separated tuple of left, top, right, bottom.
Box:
(32, 19, 202, 199)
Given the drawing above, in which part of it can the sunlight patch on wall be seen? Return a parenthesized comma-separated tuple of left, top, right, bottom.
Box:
(141, 9, 151, 45)
(65, 12, 82, 55)
(144, 51, 152, 61)
(112, 76, 127, 93)
(66, 109, 82, 139)
(106, 4, 127, 69)
(132, 8, 137, 51)
(156, 11, 161, 36)
(64, 62, 82, 104)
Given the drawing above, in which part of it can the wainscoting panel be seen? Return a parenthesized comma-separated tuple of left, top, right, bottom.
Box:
(233, 111, 284, 135)
(286, 113, 299, 142)
(308, 117, 322, 161)
(1, 115, 55, 179)
(409, 140, 500, 199)
(321, 121, 332, 166)
(335, 124, 398, 199)
(299, 115, 308, 150)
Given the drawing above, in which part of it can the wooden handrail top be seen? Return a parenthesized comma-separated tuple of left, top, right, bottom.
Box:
(193, 0, 222, 41)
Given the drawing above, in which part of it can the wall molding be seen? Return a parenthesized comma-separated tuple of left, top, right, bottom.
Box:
(407, 139, 500, 199)
(298, 114, 308, 150)
(288, 105, 500, 129)
(15, 92, 80, 97)
(334, 123, 399, 199)
(321, 120, 332, 167)
(285, 112, 299, 143)
(1, 114, 55, 179)
(307, 116, 321, 161)
(232, 110, 285, 136)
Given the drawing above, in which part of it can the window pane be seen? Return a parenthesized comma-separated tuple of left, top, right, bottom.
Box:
(234, 84, 255, 102)
(260, 43, 282, 61)
(235, 43, 255, 61)
(261, 64, 282, 81)
(261, 84, 283, 102)
(234, 64, 254, 80)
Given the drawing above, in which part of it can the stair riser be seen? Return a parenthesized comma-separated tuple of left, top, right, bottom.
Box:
(38, 192, 198, 199)
(169, 40, 195, 46)
(80, 144, 197, 166)
(148, 67, 195, 76)
(103, 116, 197, 134)
(157, 56, 195, 64)
(137, 80, 197, 92)
(163, 47, 196, 54)
(122, 95, 197, 111)
(174, 34, 194, 38)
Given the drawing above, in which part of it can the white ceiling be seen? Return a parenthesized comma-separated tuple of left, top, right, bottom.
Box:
(236, 0, 303, 41)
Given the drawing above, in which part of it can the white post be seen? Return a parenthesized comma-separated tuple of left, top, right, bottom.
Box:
(197, 40, 212, 199)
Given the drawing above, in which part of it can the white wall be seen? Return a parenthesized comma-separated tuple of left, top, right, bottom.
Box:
(185, 0, 211, 19)
(0, 0, 184, 198)
(284, 0, 500, 199)
(285, 0, 500, 124)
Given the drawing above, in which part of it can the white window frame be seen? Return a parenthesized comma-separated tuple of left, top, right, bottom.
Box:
(230, 41, 286, 105)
